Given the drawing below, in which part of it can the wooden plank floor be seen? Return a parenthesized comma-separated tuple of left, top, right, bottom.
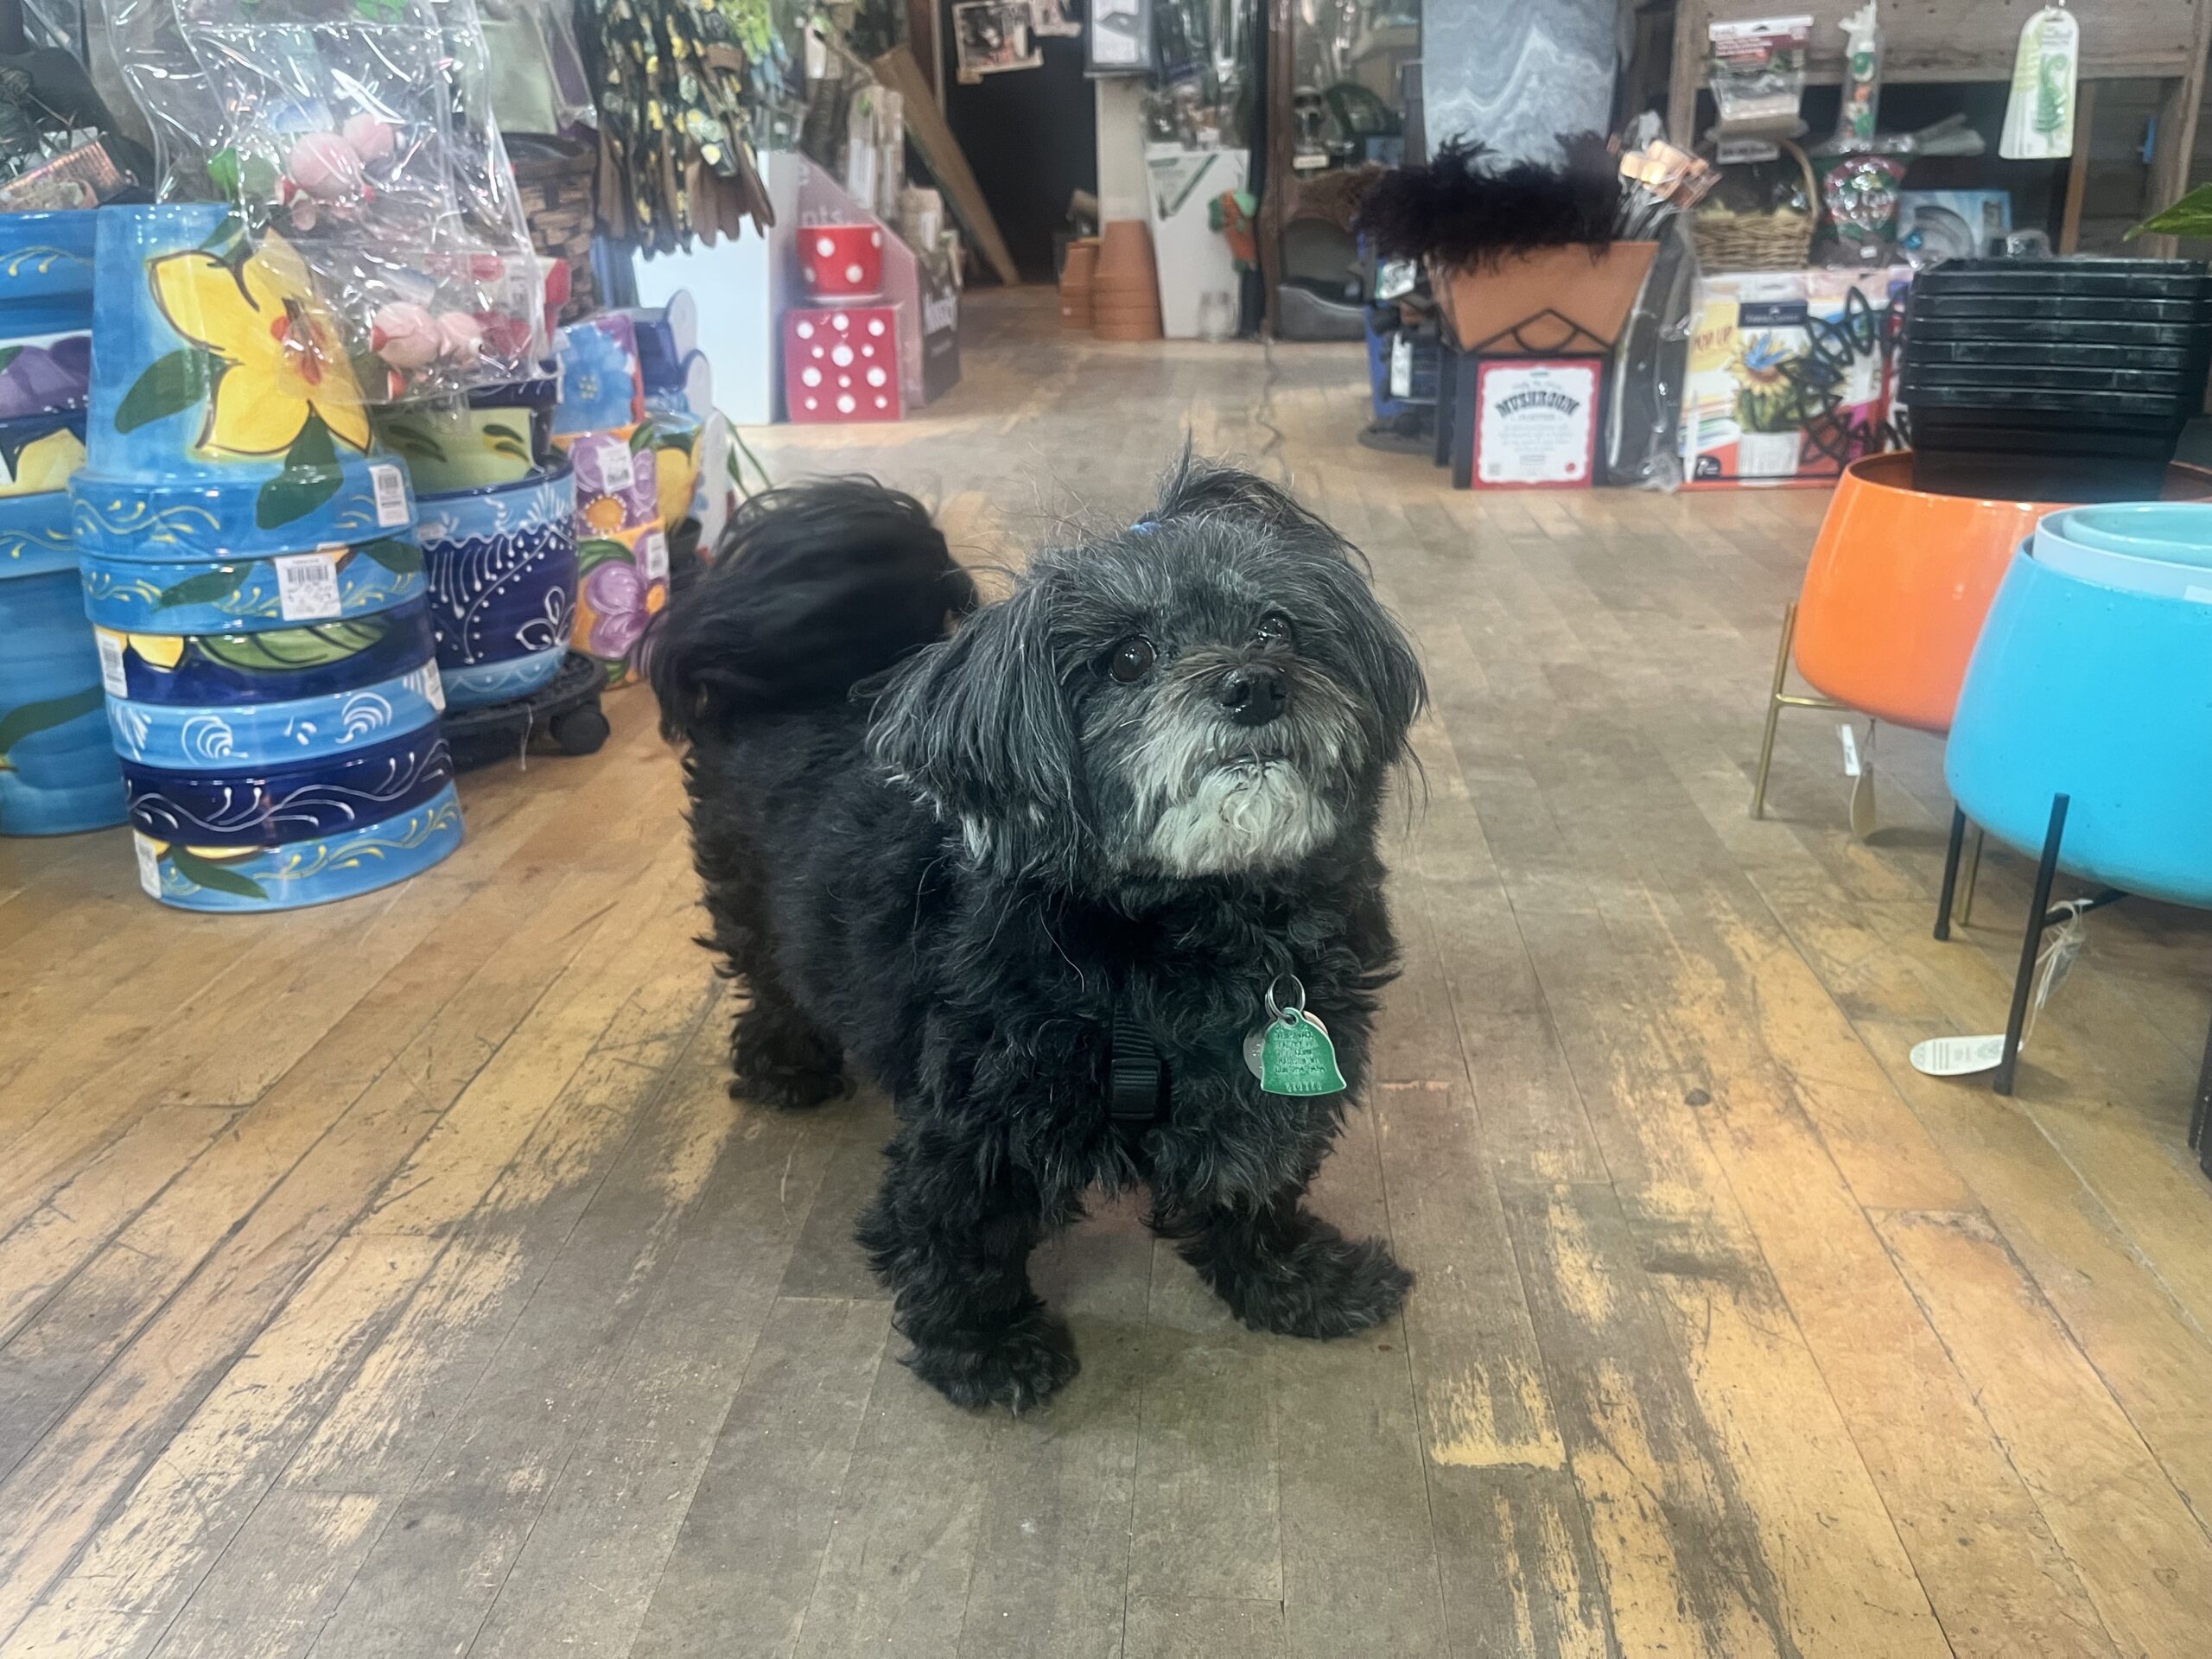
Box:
(4, 288, 2211, 1657)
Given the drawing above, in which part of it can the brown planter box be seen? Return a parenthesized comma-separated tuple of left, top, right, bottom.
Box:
(1431, 242, 1658, 355)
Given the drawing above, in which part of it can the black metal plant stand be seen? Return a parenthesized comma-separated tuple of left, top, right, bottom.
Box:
(1932, 795, 2126, 1097)
(2191, 1014, 2212, 1181)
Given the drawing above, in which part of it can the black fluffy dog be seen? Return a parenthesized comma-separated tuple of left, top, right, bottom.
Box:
(650, 457, 1426, 1411)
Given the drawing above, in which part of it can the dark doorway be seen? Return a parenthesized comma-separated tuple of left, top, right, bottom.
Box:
(938, 3, 1097, 282)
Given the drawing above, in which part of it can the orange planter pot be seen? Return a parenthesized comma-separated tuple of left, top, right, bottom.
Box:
(1792, 452, 2212, 734)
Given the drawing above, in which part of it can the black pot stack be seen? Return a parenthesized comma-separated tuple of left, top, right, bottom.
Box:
(1902, 258, 2212, 501)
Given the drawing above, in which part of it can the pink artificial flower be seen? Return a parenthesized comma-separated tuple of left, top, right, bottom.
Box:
(341, 112, 397, 165)
(371, 302, 442, 369)
(436, 312, 486, 363)
(287, 131, 364, 200)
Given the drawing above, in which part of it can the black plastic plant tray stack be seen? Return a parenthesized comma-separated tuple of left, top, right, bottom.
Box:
(1902, 259, 2212, 500)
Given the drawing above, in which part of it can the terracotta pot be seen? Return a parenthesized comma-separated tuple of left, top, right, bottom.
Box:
(1096, 314, 1164, 341)
(1059, 241, 1097, 331)
(1095, 219, 1159, 294)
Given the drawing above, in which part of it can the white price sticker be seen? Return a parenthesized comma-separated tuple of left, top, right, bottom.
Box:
(133, 831, 162, 899)
(275, 551, 343, 621)
(372, 463, 409, 527)
(1837, 722, 1861, 778)
(640, 530, 670, 582)
(422, 659, 447, 712)
(1389, 334, 1413, 400)
(597, 442, 636, 496)
(96, 629, 128, 696)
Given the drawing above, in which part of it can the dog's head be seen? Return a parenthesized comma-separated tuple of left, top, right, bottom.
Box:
(871, 457, 1425, 885)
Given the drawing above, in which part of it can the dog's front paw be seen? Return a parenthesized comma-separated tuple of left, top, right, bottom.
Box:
(1210, 1220, 1412, 1339)
(904, 1312, 1080, 1414)
(729, 1058, 849, 1110)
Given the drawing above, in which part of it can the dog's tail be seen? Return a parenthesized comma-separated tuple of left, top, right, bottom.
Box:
(649, 478, 976, 742)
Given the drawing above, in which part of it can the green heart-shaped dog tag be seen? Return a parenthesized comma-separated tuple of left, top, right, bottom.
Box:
(1243, 1010, 1348, 1096)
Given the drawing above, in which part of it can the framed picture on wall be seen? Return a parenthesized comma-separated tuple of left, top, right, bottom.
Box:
(1088, 0, 1150, 75)
(953, 0, 1043, 83)
(1033, 0, 1084, 39)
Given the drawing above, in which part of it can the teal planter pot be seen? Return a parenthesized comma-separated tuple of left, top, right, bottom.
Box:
(1947, 547, 2212, 908)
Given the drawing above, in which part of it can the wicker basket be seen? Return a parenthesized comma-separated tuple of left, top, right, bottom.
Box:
(1690, 141, 1816, 274)
(509, 138, 598, 322)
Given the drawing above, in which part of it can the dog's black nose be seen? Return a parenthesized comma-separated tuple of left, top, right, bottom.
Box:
(1218, 664, 1288, 727)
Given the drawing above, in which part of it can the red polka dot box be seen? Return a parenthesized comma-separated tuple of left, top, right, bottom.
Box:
(782, 307, 903, 424)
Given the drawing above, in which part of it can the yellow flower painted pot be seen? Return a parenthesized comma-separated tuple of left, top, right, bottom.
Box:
(70, 205, 416, 563)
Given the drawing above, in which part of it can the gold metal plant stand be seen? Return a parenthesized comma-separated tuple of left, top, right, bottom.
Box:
(1750, 601, 1986, 921)
(1749, 602, 1847, 820)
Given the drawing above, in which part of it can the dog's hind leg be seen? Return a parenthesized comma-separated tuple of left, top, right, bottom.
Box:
(1154, 1176, 1412, 1339)
(856, 1126, 1078, 1412)
(697, 861, 847, 1110)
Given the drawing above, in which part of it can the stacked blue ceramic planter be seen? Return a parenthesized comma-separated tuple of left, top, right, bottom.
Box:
(70, 204, 463, 911)
(383, 378, 579, 710)
(0, 211, 127, 837)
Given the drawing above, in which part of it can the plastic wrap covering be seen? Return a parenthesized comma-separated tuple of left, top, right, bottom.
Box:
(102, 0, 548, 399)
(1605, 218, 1696, 492)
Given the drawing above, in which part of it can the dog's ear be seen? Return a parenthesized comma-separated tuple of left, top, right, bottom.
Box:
(869, 582, 1088, 877)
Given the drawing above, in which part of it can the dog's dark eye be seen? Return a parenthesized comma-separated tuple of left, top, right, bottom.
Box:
(1108, 636, 1157, 683)
(1254, 612, 1295, 650)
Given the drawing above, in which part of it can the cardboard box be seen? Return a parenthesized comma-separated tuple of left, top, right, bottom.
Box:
(1681, 265, 1910, 488)
(917, 249, 962, 405)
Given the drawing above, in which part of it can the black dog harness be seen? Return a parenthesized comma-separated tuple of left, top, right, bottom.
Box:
(1108, 996, 1167, 1138)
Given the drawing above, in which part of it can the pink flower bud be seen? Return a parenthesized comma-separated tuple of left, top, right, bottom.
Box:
(287, 131, 364, 201)
(371, 302, 442, 369)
